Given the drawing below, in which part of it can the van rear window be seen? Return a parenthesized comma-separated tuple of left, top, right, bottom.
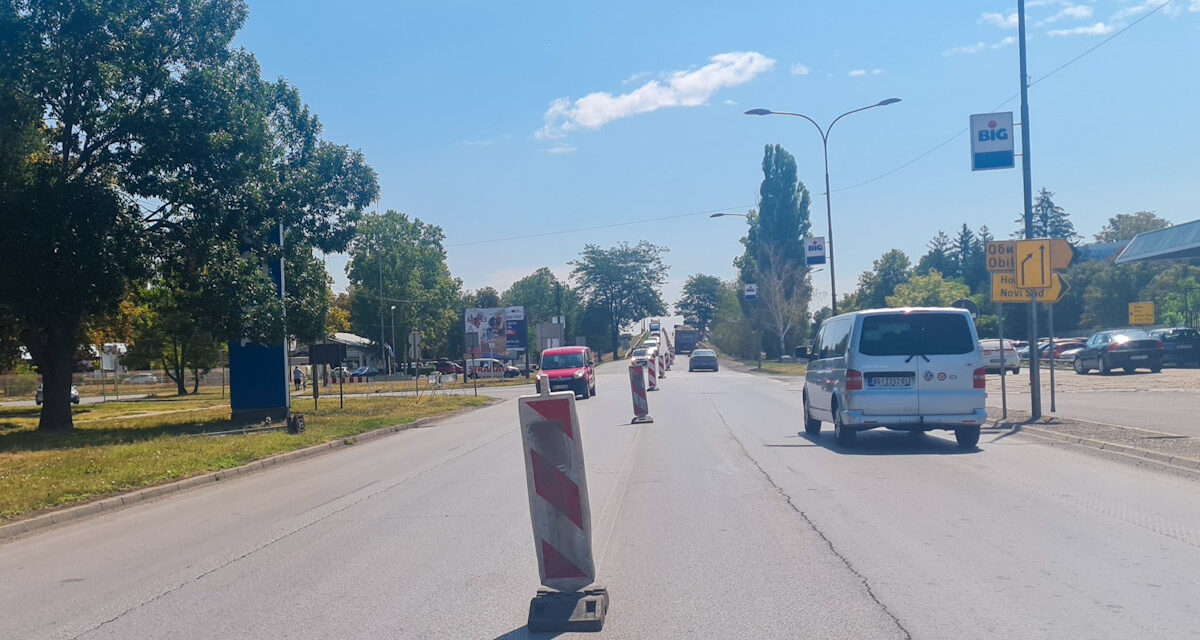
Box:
(859, 313, 974, 356)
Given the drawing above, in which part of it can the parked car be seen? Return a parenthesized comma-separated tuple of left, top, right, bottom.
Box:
(122, 372, 160, 385)
(1057, 347, 1084, 362)
(804, 307, 986, 448)
(466, 358, 519, 379)
(434, 360, 463, 375)
(979, 339, 1020, 374)
(1148, 327, 1200, 366)
(688, 349, 719, 372)
(349, 366, 380, 377)
(1049, 340, 1085, 360)
(536, 346, 596, 398)
(36, 384, 80, 405)
(1073, 330, 1164, 375)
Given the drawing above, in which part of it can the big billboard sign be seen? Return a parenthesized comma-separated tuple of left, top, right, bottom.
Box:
(970, 112, 1015, 171)
(465, 306, 527, 356)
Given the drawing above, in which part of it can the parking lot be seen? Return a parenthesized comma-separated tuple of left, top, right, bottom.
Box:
(988, 364, 1200, 437)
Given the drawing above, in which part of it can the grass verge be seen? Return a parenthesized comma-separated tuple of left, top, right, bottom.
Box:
(0, 394, 489, 521)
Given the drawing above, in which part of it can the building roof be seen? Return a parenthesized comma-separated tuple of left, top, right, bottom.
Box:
(1115, 219, 1200, 263)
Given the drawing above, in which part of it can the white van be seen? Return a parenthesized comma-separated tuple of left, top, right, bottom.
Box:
(803, 307, 987, 447)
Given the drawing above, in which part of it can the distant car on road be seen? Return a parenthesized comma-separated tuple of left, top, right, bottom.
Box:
(688, 349, 719, 372)
(535, 347, 596, 398)
(1073, 330, 1164, 375)
(980, 339, 1020, 374)
(123, 373, 160, 385)
(36, 384, 80, 405)
(1148, 327, 1200, 366)
(629, 347, 654, 366)
(350, 366, 380, 378)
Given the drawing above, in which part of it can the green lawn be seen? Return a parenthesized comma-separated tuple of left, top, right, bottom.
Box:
(742, 359, 808, 376)
(0, 393, 488, 521)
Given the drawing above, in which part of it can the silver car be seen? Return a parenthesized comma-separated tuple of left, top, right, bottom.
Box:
(35, 384, 81, 405)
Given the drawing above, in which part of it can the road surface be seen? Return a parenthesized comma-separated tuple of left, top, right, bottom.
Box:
(3, 360, 1199, 639)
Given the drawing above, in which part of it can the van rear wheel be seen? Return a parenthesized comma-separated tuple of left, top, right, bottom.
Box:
(955, 425, 981, 448)
(833, 409, 856, 446)
(802, 394, 821, 435)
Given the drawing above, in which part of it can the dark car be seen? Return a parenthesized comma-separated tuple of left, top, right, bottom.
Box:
(350, 366, 380, 377)
(688, 349, 719, 372)
(1148, 327, 1200, 366)
(1073, 330, 1164, 375)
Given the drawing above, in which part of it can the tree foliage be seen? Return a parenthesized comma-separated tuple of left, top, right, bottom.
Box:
(753, 249, 812, 359)
(849, 249, 913, 310)
(1094, 211, 1171, 243)
(347, 211, 460, 359)
(502, 268, 566, 322)
(676, 274, 722, 332)
(885, 270, 970, 308)
(570, 241, 668, 354)
(916, 232, 955, 277)
(736, 144, 812, 281)
(0, 1, 377, 431)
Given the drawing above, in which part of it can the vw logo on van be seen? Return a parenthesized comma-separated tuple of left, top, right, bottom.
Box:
(923, 370, 935, 382)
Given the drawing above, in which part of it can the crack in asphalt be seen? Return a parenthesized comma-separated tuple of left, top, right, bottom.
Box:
(706, 396, 914, 640)
(70, 428, 513, 639)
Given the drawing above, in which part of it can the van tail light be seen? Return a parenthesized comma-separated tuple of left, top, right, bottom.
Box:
(1155, 339, 1164, 349)
(845, 369, 863, 391)
(1108, 342, 1119, 352)
(973, 367, 986, 389)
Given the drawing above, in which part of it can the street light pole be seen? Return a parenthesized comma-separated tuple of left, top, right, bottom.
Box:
(744, 98, 901, 316)
(390, 305, 397, 375)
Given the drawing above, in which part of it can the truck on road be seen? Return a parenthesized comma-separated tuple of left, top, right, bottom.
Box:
(674, 325, 701, 354)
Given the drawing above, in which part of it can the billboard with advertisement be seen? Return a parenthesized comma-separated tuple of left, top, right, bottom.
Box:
(464, 306, 527, 356)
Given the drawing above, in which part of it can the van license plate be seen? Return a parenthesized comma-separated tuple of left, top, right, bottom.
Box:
(1131, 355, 1148, 360)
(868, 376, 912, 388)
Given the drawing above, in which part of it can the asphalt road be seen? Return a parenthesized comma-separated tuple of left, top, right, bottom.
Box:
(3, 360, 1200, 639)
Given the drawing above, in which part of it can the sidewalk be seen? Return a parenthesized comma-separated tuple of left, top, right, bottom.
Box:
(988, 407, 1200, 474)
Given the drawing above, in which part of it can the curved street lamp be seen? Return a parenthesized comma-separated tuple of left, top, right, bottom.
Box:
(744, 98, 901, 316)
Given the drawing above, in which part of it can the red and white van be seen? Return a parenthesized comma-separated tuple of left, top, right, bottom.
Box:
(537, 346, 597, 399)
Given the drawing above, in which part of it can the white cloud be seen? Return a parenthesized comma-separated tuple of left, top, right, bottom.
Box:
(848, 69, 867, 76)
(459, 139, 492, 146)
(723, 99, 738, 105)
(872, 68, 884, 75)
(943, 41, 987, 56)
(790, 63, 810, 75)
(536, 51, 775, 139)
(1049, 21, 1115, 35)
(623, 71, 653, 85)
(543, 144, 577, 154)
(1113, 0, 1159, 21)
(1038, 3, 1094, 25)
(993, 35, 1017, 48)
(980, 11, 1019, 28)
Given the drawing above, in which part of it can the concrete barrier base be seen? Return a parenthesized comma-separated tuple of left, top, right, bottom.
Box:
(528, 587, 609, 632)
(631, 415, 654, 424)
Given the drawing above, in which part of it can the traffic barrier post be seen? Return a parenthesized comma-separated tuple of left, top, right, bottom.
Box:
(518, 374, 608, 631)
(647, 355, 658, 391)
(628, 365, 653, 424)
(657, 354, 666, 379)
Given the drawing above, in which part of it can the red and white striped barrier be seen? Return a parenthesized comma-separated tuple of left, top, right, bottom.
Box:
(647, 354, 658, 391)
(519, 376, 608, 631)
(628, 365, 653, 424)
(657, 353, 666, 378)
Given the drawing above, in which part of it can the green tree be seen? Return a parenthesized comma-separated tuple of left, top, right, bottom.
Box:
(0, 1, 377, 431)
(736, 145, 813, 281)
(502, 268, 567, 322)
(1094, 211, 1171, 243)
(570, 241, 668, 354)
(347, 211, 461, 363)
(851, 249, 913, 309)
(676, 274, 722, 332)
(473, 287, 502, 308)
(1018, 188, 1080, 241)
(916, 232, 956, 277)
(753, 248, 812, 359)
(125, 281, 222, 396)
(1144, 265, 1200, 327)
(1080, 262, 1166, 330)
(711, 281, 759, 359)
(886, 270, 971, 307)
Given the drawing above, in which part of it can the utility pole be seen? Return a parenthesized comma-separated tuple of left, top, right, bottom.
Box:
(1018, 0, 1042, 419)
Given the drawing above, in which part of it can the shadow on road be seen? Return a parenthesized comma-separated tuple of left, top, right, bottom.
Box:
(491, 626, 563, 640)
(800, 429, 982, 455)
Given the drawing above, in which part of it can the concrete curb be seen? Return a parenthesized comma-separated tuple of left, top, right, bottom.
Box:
(988, 417, 1200, 474)
(0, 400, 497, 542)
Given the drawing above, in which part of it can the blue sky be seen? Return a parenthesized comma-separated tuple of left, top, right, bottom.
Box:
(236, 0, 1200, 308)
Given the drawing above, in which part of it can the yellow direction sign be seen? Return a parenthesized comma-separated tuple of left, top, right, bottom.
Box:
(985, 241, 1015, 272)
(1048, 238, 1074, 271)
(1015, 239, 1053, 289)
(1129, 302, 1155, 325)
(991, 272, 1070, 303)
